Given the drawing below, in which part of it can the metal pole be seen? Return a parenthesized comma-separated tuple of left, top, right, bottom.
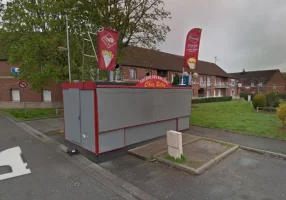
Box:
(23, 88, 27, 116)
(66, 14, 72, 83)
(180, 68, 185, 85)
(82, 38, 85, 81)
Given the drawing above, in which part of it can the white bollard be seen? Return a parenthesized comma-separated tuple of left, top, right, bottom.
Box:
(167, 130, 183, 159)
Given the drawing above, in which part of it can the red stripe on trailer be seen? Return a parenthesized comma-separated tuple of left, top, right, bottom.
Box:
(94, 90, 100, 155)
(83, 82, 96, 89)
(61, 82, 84, 89)
(96, 85, 192, 89)
(98, 115, 191, 134)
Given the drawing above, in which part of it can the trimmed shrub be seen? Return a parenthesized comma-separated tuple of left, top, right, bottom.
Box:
(277, 104, 286, 126)
(192, 96, 232, 104)
(266, 92, 280, 107)
(244, 93, 254, 101)
(252, 94, 267, 109)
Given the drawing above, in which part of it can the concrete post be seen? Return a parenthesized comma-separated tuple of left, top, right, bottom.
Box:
(167, 130, 183, 159)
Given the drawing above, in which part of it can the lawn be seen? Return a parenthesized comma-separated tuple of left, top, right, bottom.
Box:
(1, 108, 58, 120)
(190, 100, 286, 140)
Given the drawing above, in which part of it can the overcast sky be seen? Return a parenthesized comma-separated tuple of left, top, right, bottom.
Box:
(159, 0, 286, 73)
(2, 0, 286, 73)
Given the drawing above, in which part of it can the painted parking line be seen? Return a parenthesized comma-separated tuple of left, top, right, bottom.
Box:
(0, 146, 31, 181)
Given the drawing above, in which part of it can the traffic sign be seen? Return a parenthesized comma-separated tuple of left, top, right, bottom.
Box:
(18, 81, 28, 89)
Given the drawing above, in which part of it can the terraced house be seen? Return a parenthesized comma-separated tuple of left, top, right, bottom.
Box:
(118, 46, 238, 98)
(0, 47, 238, 109)
(229, 69, 285, 94)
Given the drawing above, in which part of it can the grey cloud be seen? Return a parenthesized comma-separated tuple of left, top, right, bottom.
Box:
(159, 0, 286, 73)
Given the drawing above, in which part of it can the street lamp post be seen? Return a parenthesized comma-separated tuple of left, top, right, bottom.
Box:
(66, 14, 72, 83)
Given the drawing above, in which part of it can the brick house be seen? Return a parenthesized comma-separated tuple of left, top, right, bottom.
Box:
(229, 69, 285, 95)
(0, 59, 62, 108)
(117, 46, 237, 98)
(0, 46, 237, 108)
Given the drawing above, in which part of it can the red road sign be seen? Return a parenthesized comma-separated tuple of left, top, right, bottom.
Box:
(18, 80, 28, 88)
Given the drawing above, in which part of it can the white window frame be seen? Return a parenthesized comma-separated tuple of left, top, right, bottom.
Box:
(200, 76, 205, 84)
(130, 69, 137, 79)
(43, 90, 52, 102)
(207, 76, 211, 86)
(11, 89, 20, 102)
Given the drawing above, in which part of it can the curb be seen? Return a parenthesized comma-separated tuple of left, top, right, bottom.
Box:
(157, 145, 239, 175)
(6, 116, 158, 200)
(240, 146, 286, 160)
(128, 136, 201, 160)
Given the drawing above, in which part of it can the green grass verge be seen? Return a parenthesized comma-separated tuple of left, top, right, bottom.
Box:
(165, 154, 187, 164)
(1, 108, 57, 120)
(190, 100, 286, 140)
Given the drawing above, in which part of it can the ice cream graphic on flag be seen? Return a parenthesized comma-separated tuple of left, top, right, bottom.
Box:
(102, 50, 114, 68)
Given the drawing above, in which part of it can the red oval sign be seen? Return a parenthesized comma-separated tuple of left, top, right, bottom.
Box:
(18, 80, 28, 88)
(136, 75, 171, 88)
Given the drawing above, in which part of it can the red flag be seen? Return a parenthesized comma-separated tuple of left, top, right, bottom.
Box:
(184, 28, 202, 69)
(97, 28, 119, 70)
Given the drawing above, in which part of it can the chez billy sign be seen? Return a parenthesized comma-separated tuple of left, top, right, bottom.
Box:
(136, 75, 171, 88)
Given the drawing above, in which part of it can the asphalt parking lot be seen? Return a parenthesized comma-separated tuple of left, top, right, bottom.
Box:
(100, 150, 286, 200)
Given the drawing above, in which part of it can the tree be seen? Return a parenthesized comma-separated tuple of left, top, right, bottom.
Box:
(172, 74, 180, 85)
(0, 0, 171, 91)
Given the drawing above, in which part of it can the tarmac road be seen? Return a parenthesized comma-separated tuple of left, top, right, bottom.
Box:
(0, 115, 125, 200)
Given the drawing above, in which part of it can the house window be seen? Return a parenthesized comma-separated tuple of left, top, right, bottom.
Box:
(251, 82, 255, 87)
(130, 69, 137, 79)
(200, 76, 205, 84)
(207, 76, 211, 86)
(231, 79, 235, 87)
(43, 90, 52, 102)
(259, 81, 263, 87)
(11, 89, 20, 102)
(216, 77, 221, 84)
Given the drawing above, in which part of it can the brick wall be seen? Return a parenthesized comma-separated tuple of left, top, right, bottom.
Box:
(266, 70, 285, 93)
(0, 60, 20, 76)
(210, 76, 216, 96)
(121, 66, 157, 81)
(0, 60, 62, 105)
(0, 78, 62, 103)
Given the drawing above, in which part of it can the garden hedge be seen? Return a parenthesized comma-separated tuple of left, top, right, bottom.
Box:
(192, 96, 232, 104)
